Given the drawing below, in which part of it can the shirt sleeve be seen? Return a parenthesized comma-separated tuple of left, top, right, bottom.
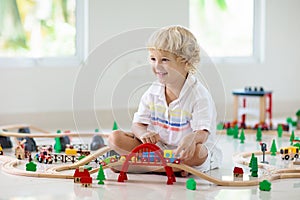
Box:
(190, 94, 216, 134)
(132, 91, 152, 125)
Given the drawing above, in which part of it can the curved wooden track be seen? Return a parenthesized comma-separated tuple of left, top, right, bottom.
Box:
(1, 124, 300, 187)
(0, 124, 109, 138)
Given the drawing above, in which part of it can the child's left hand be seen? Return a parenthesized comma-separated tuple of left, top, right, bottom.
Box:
(174, 134, 197, 161)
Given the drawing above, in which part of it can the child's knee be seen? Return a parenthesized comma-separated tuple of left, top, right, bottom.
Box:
(197, 143, 208, 160)
(108, 130, 124, 146)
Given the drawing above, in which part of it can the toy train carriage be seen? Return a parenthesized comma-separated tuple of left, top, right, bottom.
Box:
(100, 155, 118, 166)
(280, 146, 299, 160)
(65, 147, 78, 156)
(35, 151, 53, 164)
(140, 150, 180, 164)
(164, 150, 180, 164)
(119, 155, 138, 162)
(141, 152, 161, 162)
(77, 149, 90, 156)
(0, 145, 3, 155)
(65, 144, 91, 156)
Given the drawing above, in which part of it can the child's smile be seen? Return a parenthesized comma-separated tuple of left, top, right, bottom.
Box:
(149, 50, 187, 84)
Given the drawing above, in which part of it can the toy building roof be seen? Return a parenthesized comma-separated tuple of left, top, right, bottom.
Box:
(74, 168, 90, 178)
(233, 167, 244, 174)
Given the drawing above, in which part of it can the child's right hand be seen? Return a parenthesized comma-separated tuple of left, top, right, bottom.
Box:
(139, 132, 160, 144)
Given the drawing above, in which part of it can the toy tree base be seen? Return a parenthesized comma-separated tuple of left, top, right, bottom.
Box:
(98, 181, 104, 185)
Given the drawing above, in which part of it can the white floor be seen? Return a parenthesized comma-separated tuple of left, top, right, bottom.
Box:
(1, 130, 300, 200)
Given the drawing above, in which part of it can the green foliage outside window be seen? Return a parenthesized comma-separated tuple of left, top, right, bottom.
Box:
(0, 0, 76, 57)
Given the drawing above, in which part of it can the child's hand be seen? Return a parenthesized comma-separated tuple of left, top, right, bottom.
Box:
(139, 132, 160, 144)
(175, 134, 197, 161)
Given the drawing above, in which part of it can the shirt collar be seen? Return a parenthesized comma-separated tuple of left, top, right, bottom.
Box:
(149, 73, 197, 100)
(179, 73, 197, 98)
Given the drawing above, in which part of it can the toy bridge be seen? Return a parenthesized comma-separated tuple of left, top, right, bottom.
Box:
(118, 143, 176, 184)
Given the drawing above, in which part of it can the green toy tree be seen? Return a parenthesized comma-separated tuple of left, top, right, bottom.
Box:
(54, 130, 62, 153)
(26, 161, 37, 172)
(286, 117, 293, 125)
(259, 180, 271, 191)
(186, 178, 196, 190)
(112, 121, 119, 130)
(296, 110, 300, 129)
(270, 139, 277, 156)
(233, 125, 239, 139)
(249, 153, 255, 167)
(216, 122, 224, 130)
(239, 129, 245, 144)
(277, 124, 283, 138)
(250, 156, 258, 177)
(290, 130, 295, 145)
(97, 165, 106, 184)
(226, 128, 234, 136)
(296, 110, 300, 117)
(256, 127, 262, 141)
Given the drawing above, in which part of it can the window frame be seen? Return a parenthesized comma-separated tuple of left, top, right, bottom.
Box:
(0, 0, 88, 68)
(190, 0, 265, 64)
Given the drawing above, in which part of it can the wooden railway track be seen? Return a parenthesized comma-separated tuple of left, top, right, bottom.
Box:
(1, 124, 300, 187)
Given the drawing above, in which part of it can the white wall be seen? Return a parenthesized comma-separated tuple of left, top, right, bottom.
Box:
(0, 0, 299, 130)
(0, 0, 189, 130)
(218, 0, 300, 120)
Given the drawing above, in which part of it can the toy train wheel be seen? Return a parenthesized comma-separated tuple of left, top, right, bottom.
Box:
(100, 161, 106, 166)
(120, 156, 126, 161)
(173, 159, 180, 164)
(285, 155, 290, 160)
(294, 154, 299, 159)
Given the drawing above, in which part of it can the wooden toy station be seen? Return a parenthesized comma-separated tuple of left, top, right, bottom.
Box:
(232, 87, 273, 129)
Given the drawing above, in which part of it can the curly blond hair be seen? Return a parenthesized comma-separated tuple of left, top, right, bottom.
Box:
(147, 25, 200, 73)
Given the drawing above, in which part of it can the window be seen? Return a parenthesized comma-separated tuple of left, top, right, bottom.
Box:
(189, 0, 265, 62)
(0, 0, 87, 67)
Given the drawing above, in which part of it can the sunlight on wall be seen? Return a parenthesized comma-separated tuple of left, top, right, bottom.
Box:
(189, 0, 253, 57)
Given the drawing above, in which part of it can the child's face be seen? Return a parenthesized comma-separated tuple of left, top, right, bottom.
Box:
(149, 50, 188, 84)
